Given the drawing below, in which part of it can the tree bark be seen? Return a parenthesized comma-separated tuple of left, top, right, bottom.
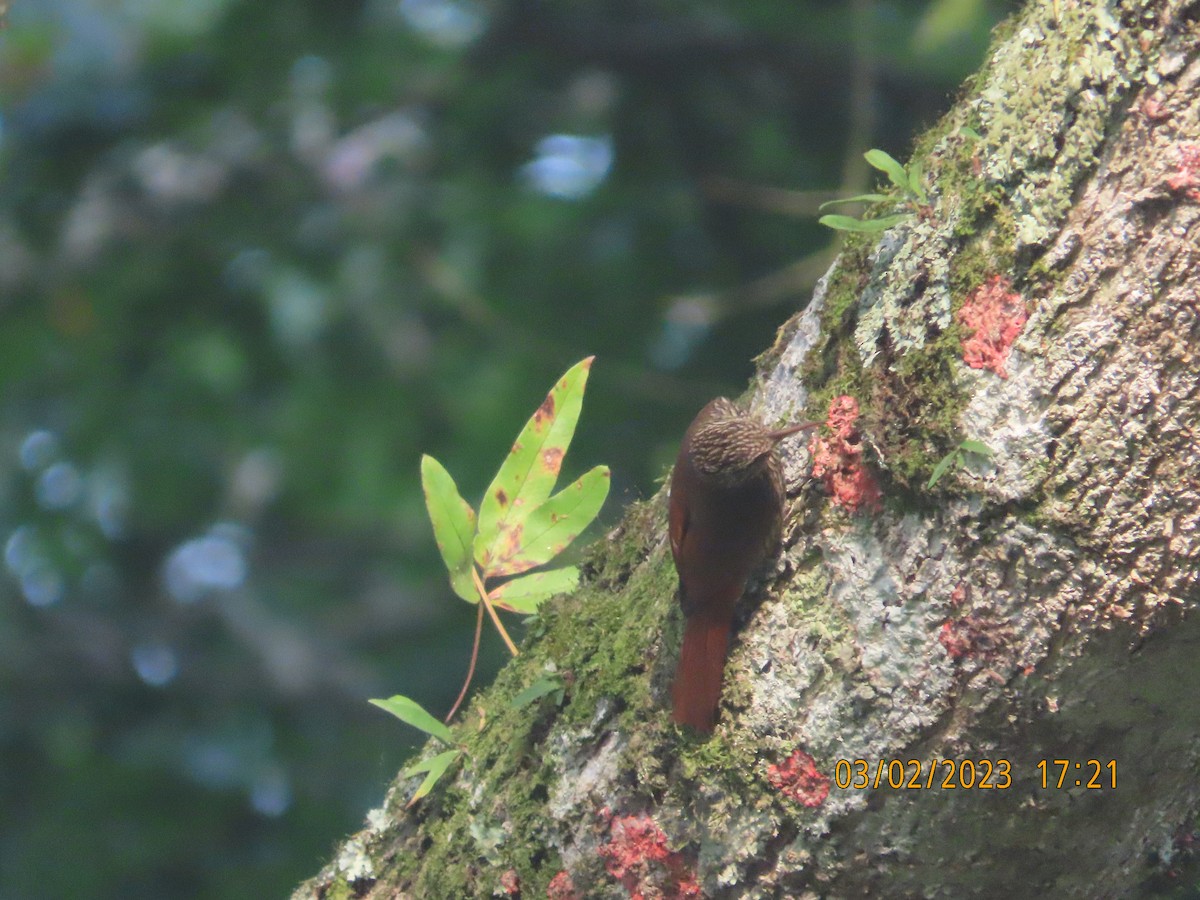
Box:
(294, 1, 1200, 897)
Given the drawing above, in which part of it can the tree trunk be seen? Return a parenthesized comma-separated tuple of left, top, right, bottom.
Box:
(294, 1, 1200, 896)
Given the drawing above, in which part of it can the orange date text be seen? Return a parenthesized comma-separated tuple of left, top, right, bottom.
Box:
(833, 758, 1013, 790)
(1036, 759, 1116, 789)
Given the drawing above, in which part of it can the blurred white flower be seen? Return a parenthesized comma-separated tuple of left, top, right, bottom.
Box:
(521, 134, 614, 200)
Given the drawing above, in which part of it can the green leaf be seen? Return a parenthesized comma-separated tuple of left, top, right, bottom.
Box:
(420, 455, 479, 603)
(907, 160, 929, 204)
(865, 149, 911, 192)
(510, 675, 565, 709)
(404, 749, 460, 804)
(369, 695, 453, 744)
(926, 450, 960, 489)
(958, 439, 993, 457)
(818, 193, 889, 211)
(819, 213, 912, 233)
(482, 465, 610, 578)
(958, 125, 983, 142)
(489, 566, 580, 614)
(475, 357, 594, 571)
(819, 214, 872, 232)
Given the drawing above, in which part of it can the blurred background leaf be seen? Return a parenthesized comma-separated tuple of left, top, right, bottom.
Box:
(0, 0, 1010, 896)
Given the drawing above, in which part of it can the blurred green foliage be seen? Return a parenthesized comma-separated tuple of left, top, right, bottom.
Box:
(0, 0, 1007, 896)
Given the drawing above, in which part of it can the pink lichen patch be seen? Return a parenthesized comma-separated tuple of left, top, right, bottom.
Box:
(809, 396, 882, 514)
(766, 749, 830, 808)
(939, 614, 1004, 660)
(939, 619, 973, 659)
(949, 583, 968, 607)
(826, 394, 860, 439)
(598, 813, 700, 900)
(546, 871, 578, 900)
(500, 868, 520, 895)
(673, 871, 703, 898)
(1139, 94, 1169, 121)
(955, 276, 1028, 378)
(1165, 142, 1200, 202)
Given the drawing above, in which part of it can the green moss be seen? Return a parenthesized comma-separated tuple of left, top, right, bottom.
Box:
(947, 219, 1017, 299)
(851, 326, 965, 497)
(800, 236, 874, 419)
(948, 153, 1007, 238)
(537, 569, 672, 730)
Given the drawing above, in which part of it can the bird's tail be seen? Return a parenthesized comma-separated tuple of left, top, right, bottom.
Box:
(671, 612, 734, 733)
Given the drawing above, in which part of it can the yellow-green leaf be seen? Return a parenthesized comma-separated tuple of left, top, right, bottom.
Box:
(510, 676, 565, 709)
(818, 193, 890, 211)
(420, 455, 479, 603)
(475, 357, 594, 571)
(959, 439, 993, 457)
(369, 695, 453, 744)
(404, 749, 461, 805)
(865, 149, 911, 192)
(926, 450, 960, 489)
(819, 213, 911, 233)
(907, 160, 928, 204)
(490, 566, 580, 614)
(482, 465, 610, 578)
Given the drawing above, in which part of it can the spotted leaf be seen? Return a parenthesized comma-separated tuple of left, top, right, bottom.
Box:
(475, 357, 594, 570)
(481, 465, 610, 578)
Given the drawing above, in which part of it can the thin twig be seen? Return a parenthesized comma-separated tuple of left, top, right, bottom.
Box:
(444, 602, 484, 723)
(472, 566, 520, 656)
(701, 175, 840, 217)
(661, 2, 879, 327)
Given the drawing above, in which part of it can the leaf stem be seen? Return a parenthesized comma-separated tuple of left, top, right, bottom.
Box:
(444, 602, 484, 723)
(472, 566, 520, 656)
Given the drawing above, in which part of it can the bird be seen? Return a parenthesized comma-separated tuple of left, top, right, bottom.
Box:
(668, 397, 817, 732)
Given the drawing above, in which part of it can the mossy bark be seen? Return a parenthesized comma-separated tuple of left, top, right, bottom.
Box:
(294, 1, 1200, 896)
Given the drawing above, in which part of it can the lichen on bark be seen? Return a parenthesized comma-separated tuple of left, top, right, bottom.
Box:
(294, 1, 1200, 897)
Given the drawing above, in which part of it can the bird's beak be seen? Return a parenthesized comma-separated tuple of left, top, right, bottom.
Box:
(767, 422, 821, 443)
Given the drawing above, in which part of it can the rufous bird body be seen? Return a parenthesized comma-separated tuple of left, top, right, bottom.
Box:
(668, 398, 815, 732)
